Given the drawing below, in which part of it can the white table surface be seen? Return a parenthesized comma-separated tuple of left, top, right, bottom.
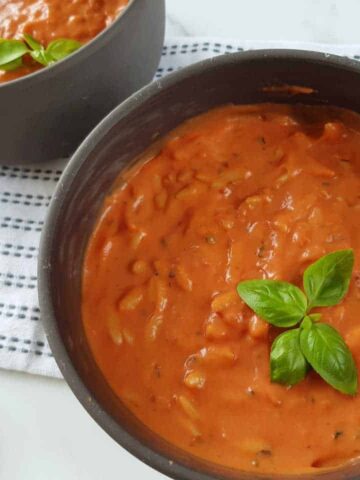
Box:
(4, 1, 360, 479)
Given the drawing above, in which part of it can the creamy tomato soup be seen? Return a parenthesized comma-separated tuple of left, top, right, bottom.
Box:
(0, 0, 129, 82)
(82, 104, 360, 474)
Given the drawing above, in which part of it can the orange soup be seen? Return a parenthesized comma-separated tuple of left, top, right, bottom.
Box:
(0, 0, 129, 82)
(82, 104, 360, 474)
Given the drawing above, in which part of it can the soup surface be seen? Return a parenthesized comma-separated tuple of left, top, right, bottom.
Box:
(0, 0, 129, 82)
(83, 104, 360, 474)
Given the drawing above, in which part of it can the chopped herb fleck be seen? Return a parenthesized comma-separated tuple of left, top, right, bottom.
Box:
(257, 243, 266, 258)
(334, 431, 343, 440)
(160, 237, 168, 247)
(168, 270, 176, 278)
(258, 449, 272, 456)
(153, 363, 161, 378)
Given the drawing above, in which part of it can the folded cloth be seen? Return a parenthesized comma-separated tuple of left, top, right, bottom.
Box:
(1, 38, 359, 378)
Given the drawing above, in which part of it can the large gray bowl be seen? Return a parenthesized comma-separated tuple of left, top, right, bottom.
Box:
(39, 50, 360, 480)
(0, 0, 165, 165)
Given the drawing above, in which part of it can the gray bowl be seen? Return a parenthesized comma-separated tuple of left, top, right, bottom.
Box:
(0, 0, 165, 165)
(39, 50, 360, 480)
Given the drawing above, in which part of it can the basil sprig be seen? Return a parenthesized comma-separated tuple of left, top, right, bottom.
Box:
(237, 249, 357, 395)
(0, 34, 82, 72)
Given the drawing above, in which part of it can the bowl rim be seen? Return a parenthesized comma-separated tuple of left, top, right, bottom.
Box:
(38, 48, 360, 480)
(0, 0, 137, 90)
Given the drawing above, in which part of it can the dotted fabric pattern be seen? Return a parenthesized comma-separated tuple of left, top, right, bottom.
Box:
(1, 37, 360, 378)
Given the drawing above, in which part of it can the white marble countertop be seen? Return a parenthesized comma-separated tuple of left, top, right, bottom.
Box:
(165, 0, 360, 44)
(4, 1, 360, 479)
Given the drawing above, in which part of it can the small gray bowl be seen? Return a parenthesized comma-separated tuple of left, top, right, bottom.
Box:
(39, 50, 360, 480)
(0, 0, 165, 165)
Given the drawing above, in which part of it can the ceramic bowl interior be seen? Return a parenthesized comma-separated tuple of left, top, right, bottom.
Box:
(39, 50, 360, 480)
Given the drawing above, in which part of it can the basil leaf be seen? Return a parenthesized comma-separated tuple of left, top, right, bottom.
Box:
(300, 322, 357, 395)
(30, 49, 53, 66)
(237, 280, 307, 327)
(23, 33, 43, 51)
(271, 329, 308, 386)
(0, 57, 23, 71)
(46, 39, 82, 61)
(304, 249, 354, 310)
(0, 39, 28, 67)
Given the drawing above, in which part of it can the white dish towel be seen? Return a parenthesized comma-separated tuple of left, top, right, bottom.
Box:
(1, 37, 359, 379)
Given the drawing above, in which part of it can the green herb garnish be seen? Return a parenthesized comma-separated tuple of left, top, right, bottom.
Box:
(0, 34, 82, 72)
(0, 39, 29, 71)
(270, 329, 308, 386)
(237, 249, 357, 395)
